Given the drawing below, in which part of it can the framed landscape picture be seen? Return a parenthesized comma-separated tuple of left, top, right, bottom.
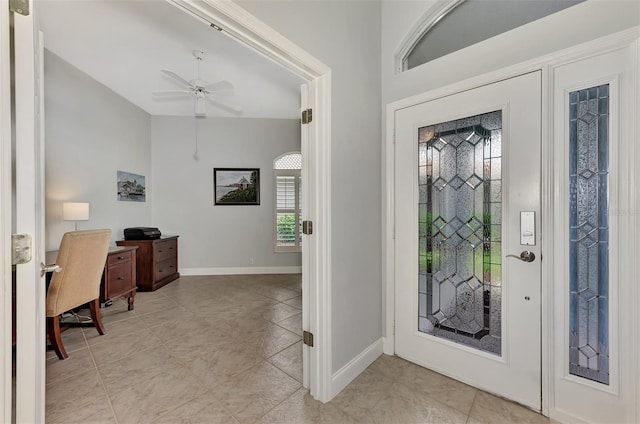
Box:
(117, 171, 146, 202)
(214, 168, 260, 205)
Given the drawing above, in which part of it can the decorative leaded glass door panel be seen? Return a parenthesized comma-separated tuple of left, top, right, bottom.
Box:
(394, 71, 542, 410)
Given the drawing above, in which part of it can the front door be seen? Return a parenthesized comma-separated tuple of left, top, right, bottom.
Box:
(394, 71, 542, 409)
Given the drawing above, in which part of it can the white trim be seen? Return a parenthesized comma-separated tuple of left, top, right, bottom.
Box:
(385, 25, 640, 422)
(0, 3, 13, 422)
(179, 266, 302, 276)
(330, 338, 383, 398)
(167, 0, 333, 401)
(393, 0, 463, 74)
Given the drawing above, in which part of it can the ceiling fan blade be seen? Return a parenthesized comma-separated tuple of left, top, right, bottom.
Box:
(161, 70, 192, 88)
(206, 96, 243, 114)
(152, 90, 192, 97)
(205, 80, 234, 92)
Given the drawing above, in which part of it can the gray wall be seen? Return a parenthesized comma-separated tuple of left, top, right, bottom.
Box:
(238, 0, 383, 374)
(44, 50, 152, 250)
(150, 116, 301, 271)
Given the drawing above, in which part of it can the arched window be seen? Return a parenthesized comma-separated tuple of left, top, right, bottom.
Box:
(274, 152, 302, 252)
(398, 0, 584, 72)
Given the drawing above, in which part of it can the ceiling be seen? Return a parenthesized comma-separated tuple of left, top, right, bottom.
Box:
(38, 0, 305, 119)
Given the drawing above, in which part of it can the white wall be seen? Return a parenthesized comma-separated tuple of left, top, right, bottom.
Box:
(237, 0, 383, 373)
(44, 50, 151, 250)
(150, 116, 301, 271)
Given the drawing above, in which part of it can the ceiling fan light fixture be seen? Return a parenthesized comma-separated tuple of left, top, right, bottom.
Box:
(195, 93, 207, 115)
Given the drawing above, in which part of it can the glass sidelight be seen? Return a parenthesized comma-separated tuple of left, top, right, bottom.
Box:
(569, 85, 609, 385)
(417, 110, 502, 355)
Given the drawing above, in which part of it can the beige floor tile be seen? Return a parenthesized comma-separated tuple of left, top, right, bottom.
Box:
(276, 313, 303, 336)
(394, 360, 478, 415)
(268, 341, 303, 382)
(83, 316, 144, 346)
(468, 391, 550, 424)
(214, 361, 301, 423)
(368, 382, 468, 424)
(45, 368, 113, 424)
(251, 285, 301, 302)
(242, 323, 301, 358)
(168, 329, 239, 363)
(99, 345, 183, 396)
(182, 341, 265, 388)
(155, 391, 239, 424)
(89, 329, 163, 366)
(261, 302, 302, 324)
(258, 388, 357, 424)
(331, 367, 395, 421)
(109, 365, 206, 424)
(137, 303, 198, 327)
(131, 295, 180, 314)
(46, 347, 96, 385)
(283, 295, 303, 309)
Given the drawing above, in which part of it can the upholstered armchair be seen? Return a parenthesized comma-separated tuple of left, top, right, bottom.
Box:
(46, 229, 111, 359)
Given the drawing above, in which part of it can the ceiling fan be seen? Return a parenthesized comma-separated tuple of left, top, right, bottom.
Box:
(153, 50, 243, 116)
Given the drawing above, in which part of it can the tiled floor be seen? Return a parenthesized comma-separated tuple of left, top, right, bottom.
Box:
(45, 274, 551, 424)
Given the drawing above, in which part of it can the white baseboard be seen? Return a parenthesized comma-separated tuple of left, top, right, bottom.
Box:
(331, 338, 383, 399)
(179, 266, 302, 276)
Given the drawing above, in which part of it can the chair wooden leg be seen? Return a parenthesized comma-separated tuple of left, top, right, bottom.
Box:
(47, 315, 68, 360)
(89, 299, 106, 335)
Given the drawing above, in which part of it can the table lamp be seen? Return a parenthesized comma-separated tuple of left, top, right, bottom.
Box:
(63, 202, 89, 231)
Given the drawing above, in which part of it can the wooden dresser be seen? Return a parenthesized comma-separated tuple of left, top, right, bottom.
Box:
(116, 235, 179, 291)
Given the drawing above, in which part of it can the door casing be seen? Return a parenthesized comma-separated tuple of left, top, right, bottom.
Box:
(384, 27, 640, 422)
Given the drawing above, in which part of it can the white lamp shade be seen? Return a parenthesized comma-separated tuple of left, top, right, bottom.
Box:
(63, 202, 90, 221)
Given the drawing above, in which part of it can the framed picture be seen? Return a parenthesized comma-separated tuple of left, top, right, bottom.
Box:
(214, 168, 260, 205)
(117, 171, 146, 202)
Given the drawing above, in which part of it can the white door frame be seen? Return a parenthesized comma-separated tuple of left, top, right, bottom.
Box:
(0, 3, 13, 422)
(384, 27, 640, 420)
(1, 0, 47, 421)
(168, 0, 333, 401)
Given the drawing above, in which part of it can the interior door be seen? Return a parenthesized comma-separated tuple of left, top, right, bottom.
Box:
(394, 71, 542, 409)
(10, 1, 47, 422)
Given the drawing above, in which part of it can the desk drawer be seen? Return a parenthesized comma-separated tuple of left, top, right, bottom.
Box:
(155, 258, 177, 281)
(105, 262, 134, 298)
(107, 249, 133, 267)
(154, 239, 177, 263)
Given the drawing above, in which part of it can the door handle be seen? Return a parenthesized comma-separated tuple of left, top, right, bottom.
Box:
(506, 251, 536, 263)
(40, 262, 62, 277)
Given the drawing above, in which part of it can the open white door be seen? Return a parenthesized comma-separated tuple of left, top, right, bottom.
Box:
(7, 0, 47, 421)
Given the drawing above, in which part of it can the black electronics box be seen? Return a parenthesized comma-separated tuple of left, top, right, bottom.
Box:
(123, 227, 161, 240)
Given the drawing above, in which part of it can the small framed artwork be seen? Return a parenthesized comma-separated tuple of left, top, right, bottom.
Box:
(117, 171, 146, 202)
(214, 168, 260, 205)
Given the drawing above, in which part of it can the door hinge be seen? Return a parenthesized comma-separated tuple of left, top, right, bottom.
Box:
(9, 0, 29, 15)
(303, 330, 314, 347)
(302, 220, 313, 235)
(12, 234, 32, 265)
(301, 108, 313, 124)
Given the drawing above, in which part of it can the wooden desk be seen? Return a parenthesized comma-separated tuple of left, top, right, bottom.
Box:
(46, 245, 138, 310)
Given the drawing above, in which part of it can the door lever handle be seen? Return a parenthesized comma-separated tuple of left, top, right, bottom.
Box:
(506, 251, 536, 263)
(40, 262, 62, 277)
